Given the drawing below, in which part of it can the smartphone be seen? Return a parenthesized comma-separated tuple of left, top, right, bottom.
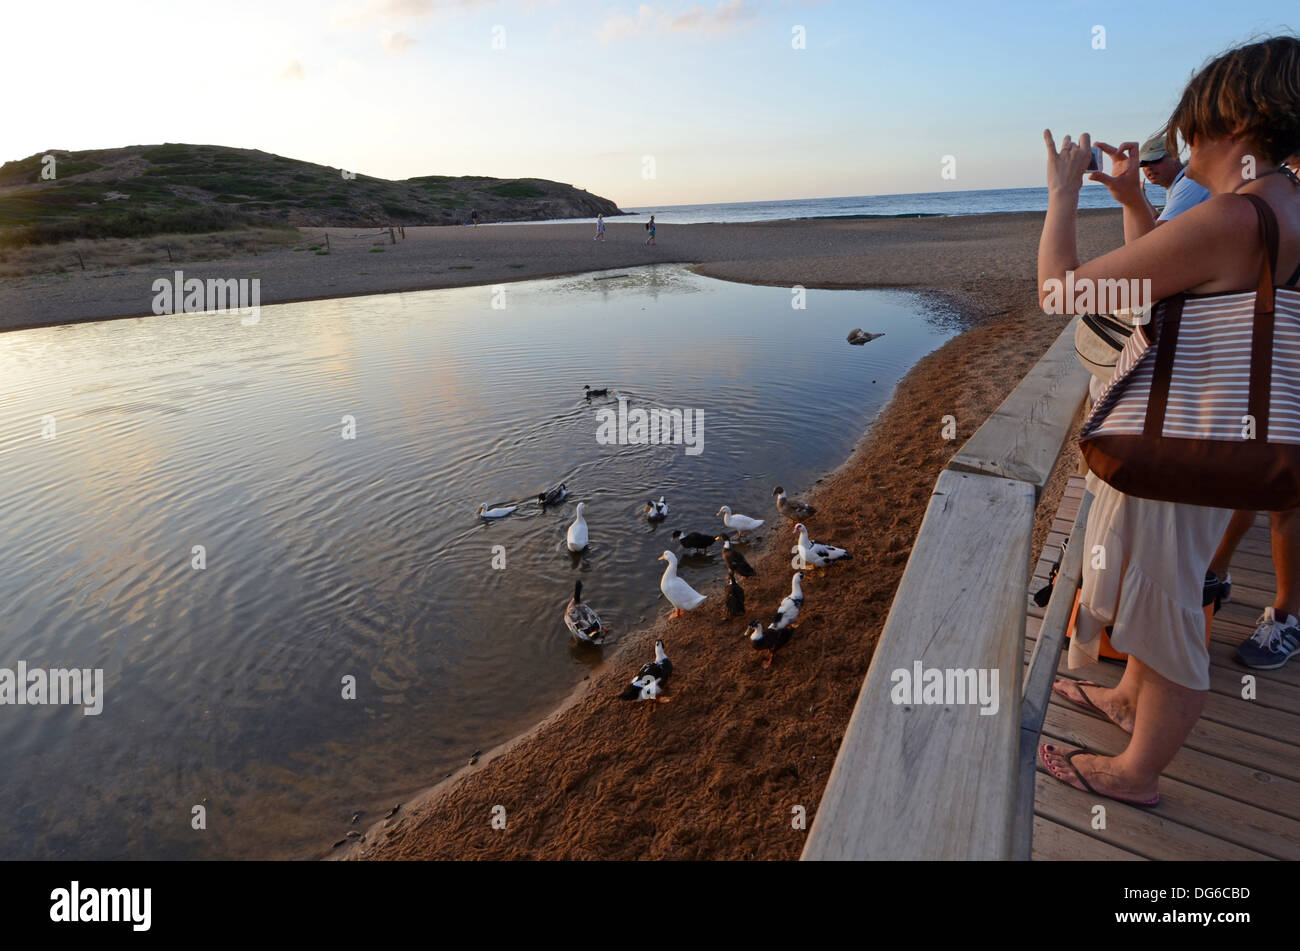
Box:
(1085, 145, 1103, 175)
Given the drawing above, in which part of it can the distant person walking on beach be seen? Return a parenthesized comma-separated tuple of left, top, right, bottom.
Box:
(470, 208, 479, 226)
(594, 214, 606, 241)
(644, 214, 656, 246)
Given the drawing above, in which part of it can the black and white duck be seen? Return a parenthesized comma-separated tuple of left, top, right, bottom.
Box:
(584, 385, 608, 398)
(771, 572, 804, 630)
(745, 619, 793, 668)
(791, 523, 851, 569)
(643, 496, 669, 521)
(619, 639, 672, 702)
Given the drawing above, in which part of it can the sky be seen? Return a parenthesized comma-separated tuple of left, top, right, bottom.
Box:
(3, 0, 1296, 207)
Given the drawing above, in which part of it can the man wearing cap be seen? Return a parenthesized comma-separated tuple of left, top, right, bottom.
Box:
(1091, 131, 1210, 241)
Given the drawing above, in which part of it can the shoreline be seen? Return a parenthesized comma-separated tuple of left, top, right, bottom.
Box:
(0, 210, 1121, 334)
(323, 213, 1115, 861)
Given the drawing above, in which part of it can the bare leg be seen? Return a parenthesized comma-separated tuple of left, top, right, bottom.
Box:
(1271, 508, 1300, 618)
(1044, 655, 1204, 800)
(1209, 509, 1255, 579)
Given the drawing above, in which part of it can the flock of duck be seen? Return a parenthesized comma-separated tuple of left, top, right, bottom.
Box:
(475, 390, 853, 704)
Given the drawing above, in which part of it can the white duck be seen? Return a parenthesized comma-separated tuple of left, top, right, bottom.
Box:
(643, 496, 669, 521)
(718, 505, 764, 539)
(477, 503, 517, 519)
(791, 522, 851, 568)
(771, 572, 805, 630)
(566, 502, 589, 551)
(657, 550, 707, 618)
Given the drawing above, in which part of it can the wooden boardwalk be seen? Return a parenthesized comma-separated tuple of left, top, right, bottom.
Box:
(1027, 475, 1300, 860)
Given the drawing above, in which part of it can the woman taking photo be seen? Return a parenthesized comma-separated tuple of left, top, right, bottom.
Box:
(1037, 36, 1300, 805)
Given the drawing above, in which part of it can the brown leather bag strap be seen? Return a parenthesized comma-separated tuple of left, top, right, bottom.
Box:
(1242, 193, 1279, 314)
(1242, 194, 1277, 441)
(1143, 297, 1183, 437)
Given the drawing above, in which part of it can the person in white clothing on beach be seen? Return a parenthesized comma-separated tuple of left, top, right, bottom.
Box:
(594, 215, 606, 241)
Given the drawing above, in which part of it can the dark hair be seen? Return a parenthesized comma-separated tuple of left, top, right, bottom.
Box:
(1165, 35, 1300, 165)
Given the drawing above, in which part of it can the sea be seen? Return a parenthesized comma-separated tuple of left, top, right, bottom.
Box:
(555, 184, 1164, 226)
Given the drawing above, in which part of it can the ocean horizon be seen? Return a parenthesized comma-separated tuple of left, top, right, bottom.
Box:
(539, 184, 1164, 226)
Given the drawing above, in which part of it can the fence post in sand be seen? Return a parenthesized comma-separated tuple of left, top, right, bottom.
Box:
(389, 227, 396, 245)
(399, 226, 405, 240)
(165, 246, 172, 263)
(325, 234, 330, 251)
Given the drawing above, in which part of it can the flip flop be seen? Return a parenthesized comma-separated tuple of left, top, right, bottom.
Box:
(1038, 744, 1160, 807)
(1051, 678, 1131, 733)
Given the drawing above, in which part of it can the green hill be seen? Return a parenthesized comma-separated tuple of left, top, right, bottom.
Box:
(0, 144, 624, 246)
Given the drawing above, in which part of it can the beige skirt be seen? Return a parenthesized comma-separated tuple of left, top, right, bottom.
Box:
(1070, 472, 1232, 690)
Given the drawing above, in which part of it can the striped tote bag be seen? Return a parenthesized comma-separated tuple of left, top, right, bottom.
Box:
(1080, 194, 1300, 510)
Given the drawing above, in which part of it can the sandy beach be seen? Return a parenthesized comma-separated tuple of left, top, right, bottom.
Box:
(261, 209, 1122, 861)
(0, 211, 1120, 332)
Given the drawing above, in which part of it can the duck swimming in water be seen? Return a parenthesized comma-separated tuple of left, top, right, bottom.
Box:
(584, 385, 608, 398)
(670, 529, 716, 555)
(477, 503, 517, 519)
(644, 496, 669, 521)
(566, 502, 590, 552)
(538, 482, 567, 506)
(563, 579, 608, 645)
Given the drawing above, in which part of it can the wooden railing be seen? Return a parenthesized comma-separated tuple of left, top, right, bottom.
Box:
(802, 318, 1090, 860)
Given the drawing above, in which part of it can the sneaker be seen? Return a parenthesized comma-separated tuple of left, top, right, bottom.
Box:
(1235, 607, 1300, 670)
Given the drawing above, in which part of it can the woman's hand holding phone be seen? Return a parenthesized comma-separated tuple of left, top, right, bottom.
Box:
(1043, 129, 1094, 198)
(1090, 141, 1146, 207)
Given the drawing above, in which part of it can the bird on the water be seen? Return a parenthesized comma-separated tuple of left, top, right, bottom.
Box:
(477, 503, 517, 519)
(745, 619, 793, 668)
(619, 639, 672, 702)
(716, 536, 755, 577)
(538, 482, 567, 506)
(564, 579, 608, 645)
(773, 485, 816, 521)
(791, 523, 851, 569)
(566, 502, 590, 551)
(658, 550, 708, 618)
(584, 385, 608, 398)
(718, 505, 764, 539)
(725, 570, 746, 617)
(671, 529, 716, 555)
(644, 496, 669, 521)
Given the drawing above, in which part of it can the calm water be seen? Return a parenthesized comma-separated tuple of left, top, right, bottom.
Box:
(535, 185, 1164, 225)
(0, 265, 957, 859)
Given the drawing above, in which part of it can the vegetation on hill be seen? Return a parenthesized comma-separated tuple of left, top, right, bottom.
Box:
(0, 144, 623, 247)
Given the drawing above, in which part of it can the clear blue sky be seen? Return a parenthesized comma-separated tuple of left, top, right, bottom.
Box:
(3, 0, 1296, 205)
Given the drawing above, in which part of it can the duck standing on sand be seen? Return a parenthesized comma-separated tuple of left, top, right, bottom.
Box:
(658, 550, 707, 618)
(564, 580, 608, 645)
(717, 536, 755, 577)
(791, 523, 851, 569)
(619, 639, 672, 702)
(771, 572, 804, 631)
(566, 502, 590, 551)
(477, 503, 517, 519)
(718, 505, 764, 539)
(746, 619, 793, 668)
(670, 529, 716, 555)
(725, 571, 746, 617)
(773, 485, 816, 521)
(538, 482, 567, 506)
(643, 496, 669, 521)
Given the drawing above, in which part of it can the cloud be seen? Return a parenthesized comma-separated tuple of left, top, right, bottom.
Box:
(599, 0, 755, 43)
(281, 59, 306, 80)
(383, 30, 417, 51)
(332, 0, 493, 29)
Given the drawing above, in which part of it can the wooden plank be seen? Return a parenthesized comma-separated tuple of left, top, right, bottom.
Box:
(1033, 753, 1273, 860)
(1031, 815, 1144, 860)
(948, 319, 1090, 492)
(1040, 715, 1300, 858)
(802, 469, 1036, 860)
(1042, 702, 1300, 822)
